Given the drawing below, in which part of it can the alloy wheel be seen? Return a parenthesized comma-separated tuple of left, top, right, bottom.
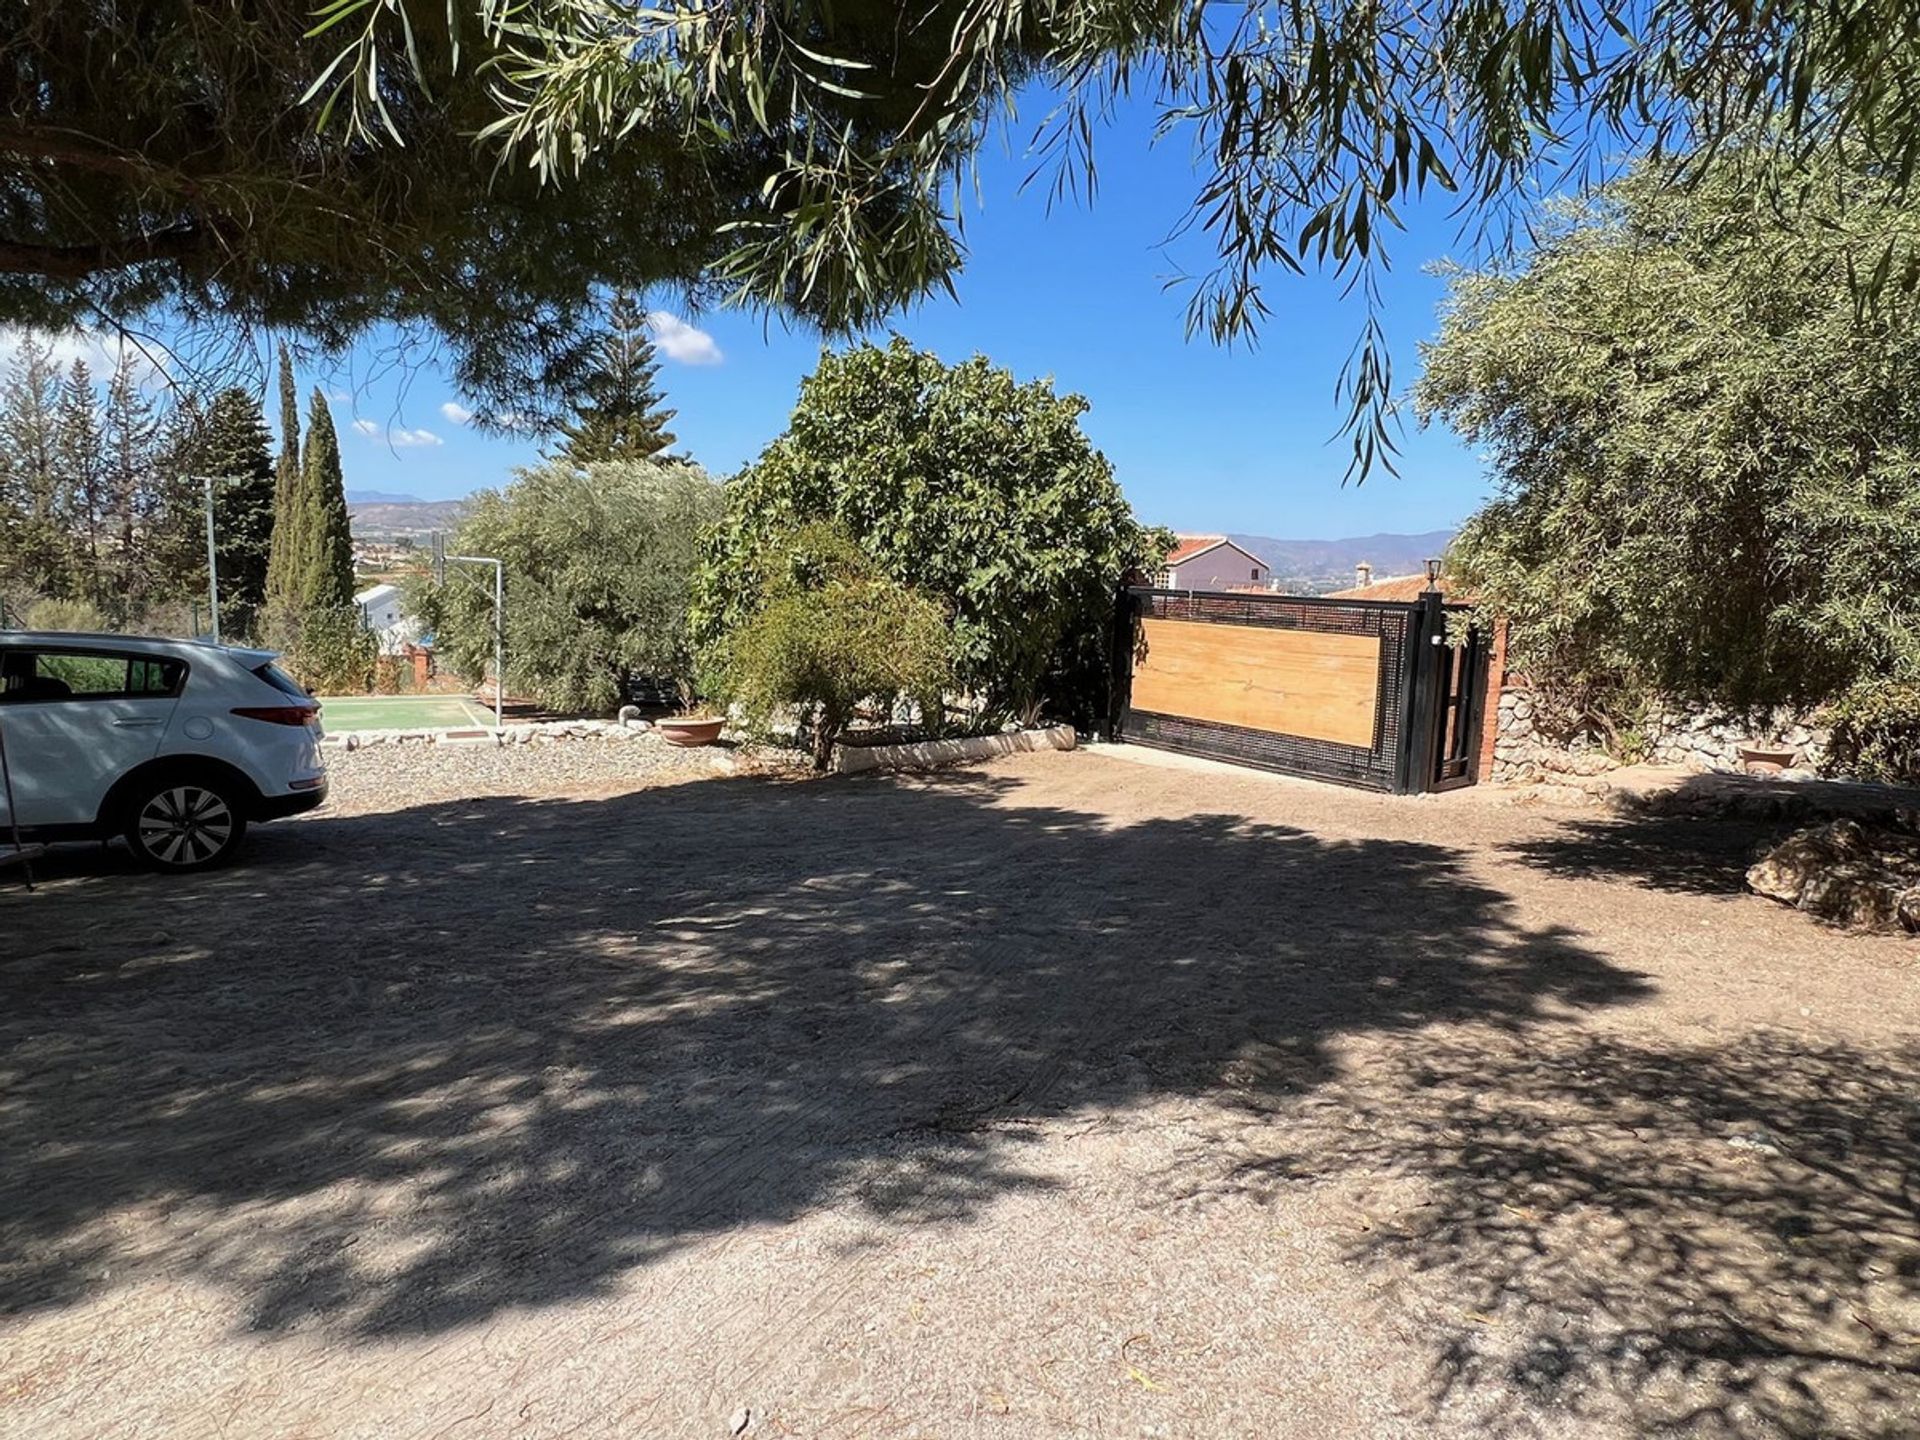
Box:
(136, 785, 235, 868)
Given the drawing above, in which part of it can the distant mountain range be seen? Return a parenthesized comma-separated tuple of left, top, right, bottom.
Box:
(347, 493, 473, 540)
(1226, 529, 1456, 594)
(344, 490, 1451, 589)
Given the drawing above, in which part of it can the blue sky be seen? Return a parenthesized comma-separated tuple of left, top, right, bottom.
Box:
(321, 96, 1493, 540)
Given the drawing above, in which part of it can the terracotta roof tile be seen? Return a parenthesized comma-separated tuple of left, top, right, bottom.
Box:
(1164, 534, 1228, 566)
(1322, 572, 1462, 602)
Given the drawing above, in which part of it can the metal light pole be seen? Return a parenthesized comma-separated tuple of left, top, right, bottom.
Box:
(202, 475, 222, 644)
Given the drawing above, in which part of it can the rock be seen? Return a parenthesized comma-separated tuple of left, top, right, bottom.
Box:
(1798, 866, 1900, 929)
(728, 1407, 751, 1435)
(1748, 820, 1920, 932)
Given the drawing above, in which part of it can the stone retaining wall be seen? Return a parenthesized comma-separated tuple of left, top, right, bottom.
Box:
(1492, 688, 1830, 784)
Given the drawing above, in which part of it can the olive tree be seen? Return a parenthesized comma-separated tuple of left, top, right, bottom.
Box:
(1417, 156, 1920, 762)
(694, 339, 1167, 727)
(417, 458, 725, 712)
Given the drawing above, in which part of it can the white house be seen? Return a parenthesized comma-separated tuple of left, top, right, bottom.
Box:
(1156, 535, 1273, 592)
(354, 582, 422, 656)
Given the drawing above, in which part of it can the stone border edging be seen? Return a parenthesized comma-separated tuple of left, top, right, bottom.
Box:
(320, 717, 657, 750)
(832, 725, 1076, 775)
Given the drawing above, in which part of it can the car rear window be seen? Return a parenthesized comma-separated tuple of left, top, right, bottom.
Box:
(253, 663, 313, 700)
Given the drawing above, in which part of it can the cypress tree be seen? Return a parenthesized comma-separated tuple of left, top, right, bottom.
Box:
(554, 292, 678, 464)
(264, 342, 303, 613)
(298, 388, 355, 609)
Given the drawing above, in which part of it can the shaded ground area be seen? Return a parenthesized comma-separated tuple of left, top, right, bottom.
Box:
(2, 750, 1916, 1438)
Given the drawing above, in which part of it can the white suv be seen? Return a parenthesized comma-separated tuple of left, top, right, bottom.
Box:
(0, 632, 328, 871)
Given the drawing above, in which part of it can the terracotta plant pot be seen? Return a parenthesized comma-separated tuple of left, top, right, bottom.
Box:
(1738, 743, 1798, 776)
(657, 716, 724, 747)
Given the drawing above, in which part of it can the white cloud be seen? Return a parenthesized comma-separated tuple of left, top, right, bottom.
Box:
(348, 419, 443, 448)
(440, 400, 473, 425)
(646, 311, 724, 365)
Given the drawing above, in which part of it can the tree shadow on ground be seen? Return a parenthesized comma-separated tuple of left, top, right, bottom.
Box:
(3, 769, 1634, 1342)
(1504, 771, 1920, 899)
(1169, 1029, 1920, 1438)
(1499, 811, 1783, 897)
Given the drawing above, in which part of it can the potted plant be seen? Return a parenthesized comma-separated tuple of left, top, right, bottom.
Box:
(1737, 739, 1799, 775)
(656, 713, 725, 747)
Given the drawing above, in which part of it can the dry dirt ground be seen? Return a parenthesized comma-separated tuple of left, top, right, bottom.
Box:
(3, 746, 1918, 1440)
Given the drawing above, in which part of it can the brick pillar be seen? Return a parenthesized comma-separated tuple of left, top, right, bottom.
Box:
(1474, 617, 1509, 782)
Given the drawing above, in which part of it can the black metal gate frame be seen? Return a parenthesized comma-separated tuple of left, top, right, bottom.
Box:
(1112, 586, 1487, 795)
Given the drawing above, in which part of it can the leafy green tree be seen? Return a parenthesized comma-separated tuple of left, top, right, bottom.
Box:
(1416, 156, 1920, 730)
(555, 293, 678, 464)
(706, 521, 952, 769)
(264, 343, 304, 616)
(695, 338, 1169, 726)
(295, 389, 355, 611)
(415, 458, 725, 712)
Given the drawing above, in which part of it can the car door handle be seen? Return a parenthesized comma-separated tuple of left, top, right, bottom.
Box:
(112, 718, 163, 728)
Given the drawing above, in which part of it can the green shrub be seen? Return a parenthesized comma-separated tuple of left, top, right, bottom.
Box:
(705, 523, 951, 769)
(24, 597, 110, 632)
(1823, 680, 1920, 786)
(282, 606, 377, 694)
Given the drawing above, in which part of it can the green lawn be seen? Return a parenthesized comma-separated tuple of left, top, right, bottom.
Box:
(316, 695, 499, 732)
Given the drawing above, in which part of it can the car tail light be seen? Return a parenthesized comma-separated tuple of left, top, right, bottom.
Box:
(231, 706, 320, 727)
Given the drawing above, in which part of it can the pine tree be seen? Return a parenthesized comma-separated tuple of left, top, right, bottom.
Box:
(54, 360, 107, 584)
(297, 388, 355, 609)
(554, 292, 678, 464)
(264, 342, 303, 615)
(144, 394, 212, 616)
(0, 334, 72, 597)
(192, 388, 276, 638)
(101, 347, 160, 619)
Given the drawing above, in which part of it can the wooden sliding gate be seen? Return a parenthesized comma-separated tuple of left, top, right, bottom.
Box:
(1114, 587, 1490, 794)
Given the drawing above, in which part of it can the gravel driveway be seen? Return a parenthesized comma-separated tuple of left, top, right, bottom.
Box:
(3, 745, 1917, 1439)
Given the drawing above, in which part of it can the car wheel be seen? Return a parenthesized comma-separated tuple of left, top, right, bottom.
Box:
(123, 778, 248, 871)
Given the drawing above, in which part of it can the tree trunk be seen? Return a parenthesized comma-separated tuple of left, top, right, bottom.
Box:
(811, 704, 840, 771)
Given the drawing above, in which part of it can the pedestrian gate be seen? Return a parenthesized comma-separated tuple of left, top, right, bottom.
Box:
(1114, 586, 1490, 794)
